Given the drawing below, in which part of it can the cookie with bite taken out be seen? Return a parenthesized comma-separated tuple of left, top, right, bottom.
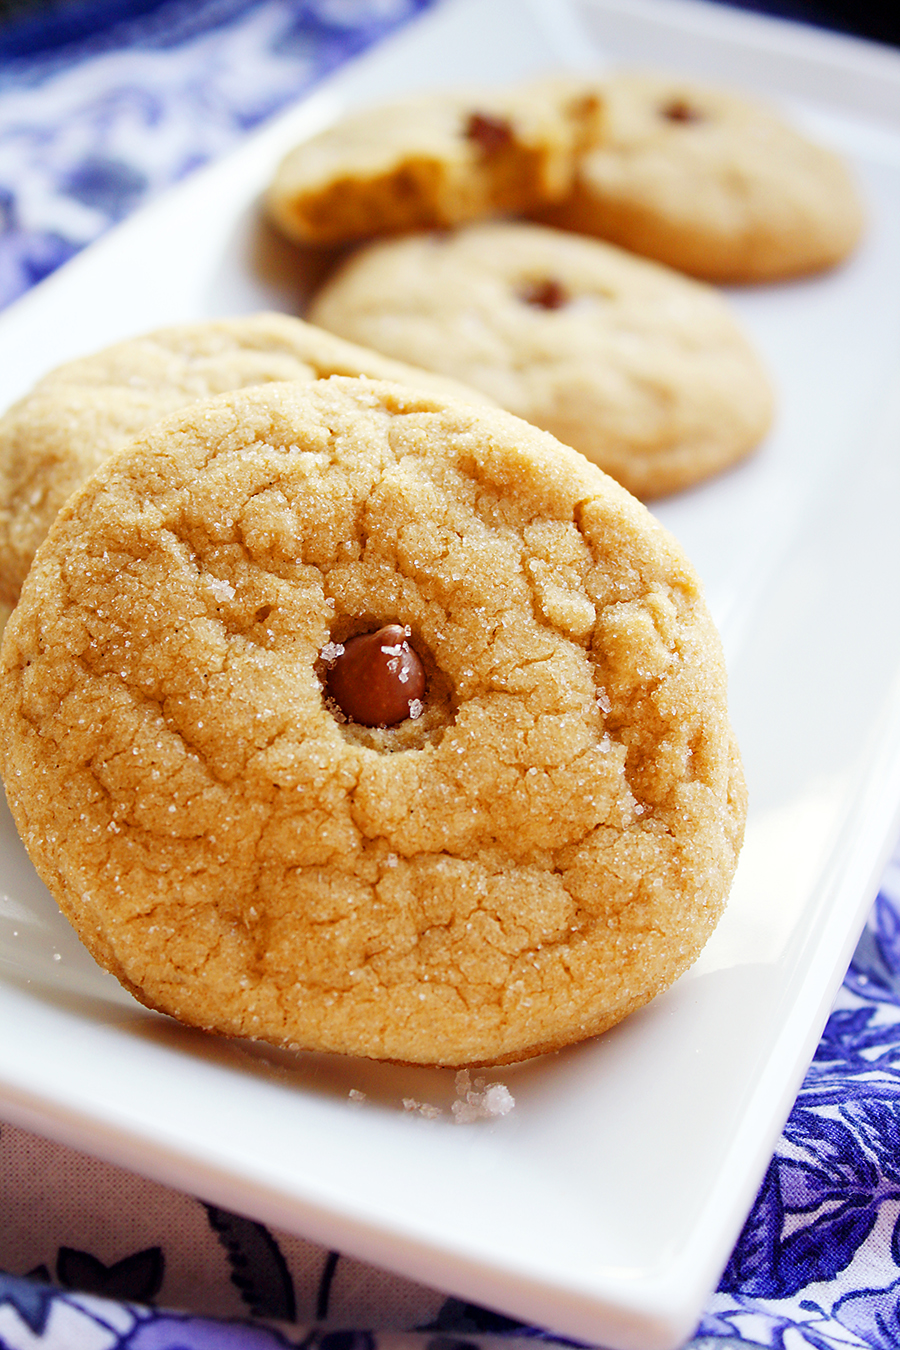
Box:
(266, 77, 603, 246)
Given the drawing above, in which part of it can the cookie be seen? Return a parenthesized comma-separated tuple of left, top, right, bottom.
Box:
(266, 78, 603, 246)
(0, 377, 745, 1066)
(537, 71, 864, 283)
(0, 311, 492, 614)
(307, 221, 774, 499)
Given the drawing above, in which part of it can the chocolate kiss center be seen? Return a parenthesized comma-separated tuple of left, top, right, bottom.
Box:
(465, 111, 514, 154)
(660, 98, 705, 124)
(325, 624, 426, 727)
(520, 277, 569, 310)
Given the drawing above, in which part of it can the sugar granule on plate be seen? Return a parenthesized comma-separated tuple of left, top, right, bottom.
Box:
(402, 1097, 442, 1119)
(451, 1070, 515, 1124)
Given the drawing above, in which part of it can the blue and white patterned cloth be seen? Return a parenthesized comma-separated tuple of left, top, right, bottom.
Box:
(2, 2, 900, 1347)
(0, 0, 433, 308)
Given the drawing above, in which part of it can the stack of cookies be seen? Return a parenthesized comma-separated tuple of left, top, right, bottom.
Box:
(0, 64, 861, 1066)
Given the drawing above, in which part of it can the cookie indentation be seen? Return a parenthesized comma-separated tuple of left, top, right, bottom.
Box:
(323, 623, 425, 728)
(465, 111, 514, 154)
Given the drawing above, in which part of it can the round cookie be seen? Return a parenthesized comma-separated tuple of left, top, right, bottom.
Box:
(266, 78, 603, 246)
(307, 220, 774, 499)
(0, 378, 746, 1067)
(0, 311, 492, 614)
(537, 71, 864, 283)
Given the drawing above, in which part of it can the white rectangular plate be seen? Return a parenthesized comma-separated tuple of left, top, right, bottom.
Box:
(1, 1, 900, 1347)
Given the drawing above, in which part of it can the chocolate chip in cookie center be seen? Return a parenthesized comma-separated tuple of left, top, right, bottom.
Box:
(519, 277, 569, 310)
(464, 111, 514, 155)
(659, 98, 706, 124)
(323, 624, 426, 727)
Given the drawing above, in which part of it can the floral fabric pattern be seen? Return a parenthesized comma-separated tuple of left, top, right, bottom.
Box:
(0, 0, 432, 309)
(698, 846, 900, 1350)
(2, 2, 900, 1348)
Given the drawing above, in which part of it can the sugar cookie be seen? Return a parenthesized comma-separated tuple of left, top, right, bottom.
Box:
(266, 79, 602, 246)
(0, 311, 490, 612)
(0, 378, 745, 1065)
(537, 71, 864, 282)
(308, 221, 774, 498)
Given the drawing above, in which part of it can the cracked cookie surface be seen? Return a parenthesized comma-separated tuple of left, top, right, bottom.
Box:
(0, 310, 490, 616)
(0, 377, 746, 1065)
(308, 220, 774, 499)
